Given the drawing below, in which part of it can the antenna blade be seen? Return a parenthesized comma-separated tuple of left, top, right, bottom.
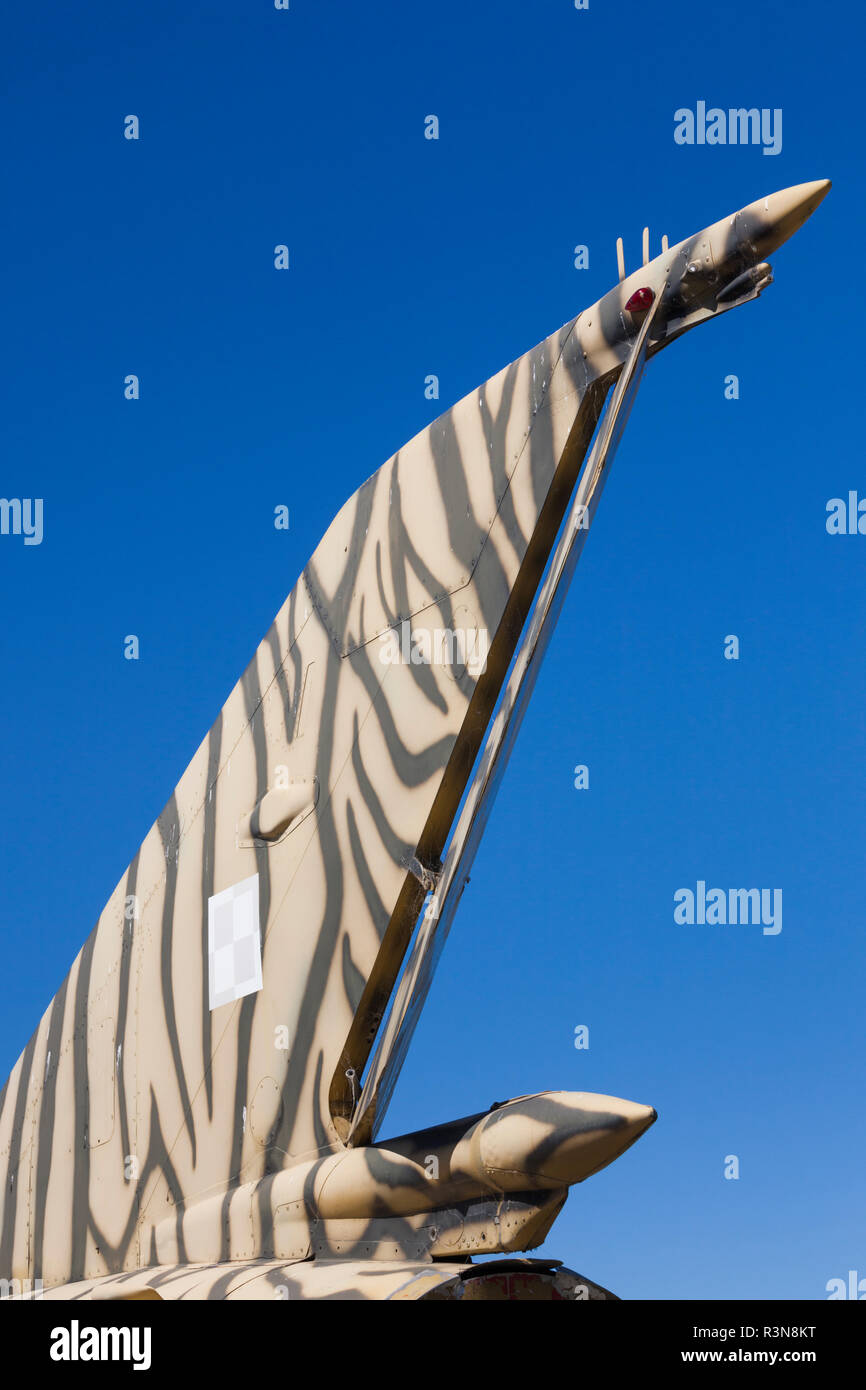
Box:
(616, 236, 625, 282)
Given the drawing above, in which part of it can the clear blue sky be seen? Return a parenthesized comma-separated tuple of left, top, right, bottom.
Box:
(1, 0, 863, 1299)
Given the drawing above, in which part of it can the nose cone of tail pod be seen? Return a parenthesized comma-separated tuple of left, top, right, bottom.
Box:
(742, 179, 831, 259)
(453, 1091, 657, 1191)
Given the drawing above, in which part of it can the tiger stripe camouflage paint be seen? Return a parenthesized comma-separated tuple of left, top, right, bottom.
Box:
(0, 304, 614, 1292)
(9, 1258, 618, 1302)
(0, 180, 830, 1296)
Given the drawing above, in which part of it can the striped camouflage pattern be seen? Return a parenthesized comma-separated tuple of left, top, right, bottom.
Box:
(14, 1258, 617, 1302)
(0, 304, 619, 1293)
(0, 180, 829, 1297)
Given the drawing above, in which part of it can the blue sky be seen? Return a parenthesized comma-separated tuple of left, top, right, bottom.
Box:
(1, 0, 863, 1298)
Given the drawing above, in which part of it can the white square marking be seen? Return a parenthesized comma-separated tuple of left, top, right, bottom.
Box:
(208, 872, 263, 1011)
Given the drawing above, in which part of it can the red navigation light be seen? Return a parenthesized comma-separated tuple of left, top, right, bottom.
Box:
(625, 287, 654, 313)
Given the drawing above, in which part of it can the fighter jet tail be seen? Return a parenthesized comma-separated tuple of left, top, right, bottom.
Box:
(0, 179, 828, 1295)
